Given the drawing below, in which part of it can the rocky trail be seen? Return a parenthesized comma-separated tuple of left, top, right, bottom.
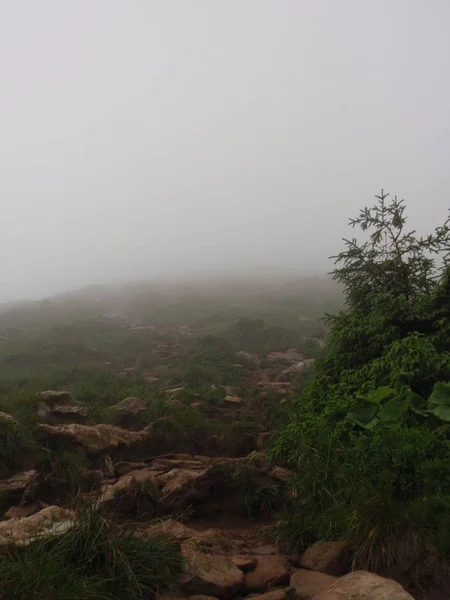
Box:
(0, 385, 421, 600)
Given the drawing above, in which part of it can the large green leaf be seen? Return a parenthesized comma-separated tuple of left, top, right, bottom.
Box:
(429, 382, 450, 406)
(366, 386, 396, 404)
(349, 402, 379, 429)
(430, 404, 450, 422)
(378, 397, 407, 427)
(407, 391, 430, 416)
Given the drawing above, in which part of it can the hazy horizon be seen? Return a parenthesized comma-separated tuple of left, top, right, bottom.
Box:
(1, 1, 450, 303)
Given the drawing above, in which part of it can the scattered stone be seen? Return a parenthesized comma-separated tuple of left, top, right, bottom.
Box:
(290, 569, 337, 600)
(35, 423, 144, 455)
(109, 397, 146, 415)
(114, 461, 147, 476)
(232, 555, 257, 572)
(144, 519, 194, 540)
(4, 501, 49, 520)
(269, 466, 293, 482)
(109, 397, 147, 429)
(300, 540, 350, 576)
(251, 544, 279, 556)
(113, 468, 157, 491)
(0, 506, 74, 547)
(0, 470, 38, 494)
(0, 412, 19, 428)
(224, 395, 242, 404)
(244, 555, 290, 592)
(181, 548, 243, 599)
(250, 591, 286, 600)
(276, 363, 305, 382)
(159, 468, 211, 511)
(312, 570, 414, 600)
(36, 390, 88, 424)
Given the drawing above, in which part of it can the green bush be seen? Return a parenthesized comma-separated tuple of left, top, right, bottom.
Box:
(271, 191, 450, 568)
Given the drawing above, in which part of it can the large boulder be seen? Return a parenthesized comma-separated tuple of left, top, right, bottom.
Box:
(37, 390, 87, 424)
(312, 570, 414, 600)
(290, 569, 337, 600)
(108, 397, 147, 430)
(34, 423, 144, 455)
(181, 547, 243, 599)
(0, 505, 74, 547)
(300, 540, 350, 576)
(243, 555, 290, 592)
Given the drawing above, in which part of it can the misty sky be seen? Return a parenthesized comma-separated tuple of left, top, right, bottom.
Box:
(1, 1, 449, 302)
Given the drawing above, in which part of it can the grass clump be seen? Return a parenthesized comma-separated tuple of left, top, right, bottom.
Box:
(0, 506, 182, 599)
(114, 479, 161, 520)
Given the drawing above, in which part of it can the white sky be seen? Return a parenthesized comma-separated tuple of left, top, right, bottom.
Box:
(1, 1, 449, 301)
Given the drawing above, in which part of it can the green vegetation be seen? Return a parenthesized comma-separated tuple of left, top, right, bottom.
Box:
(0, 507, 182, 600)
(271, 191, 450, 569)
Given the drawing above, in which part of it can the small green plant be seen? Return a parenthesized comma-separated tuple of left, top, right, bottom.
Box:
(0, 506, 182, 599)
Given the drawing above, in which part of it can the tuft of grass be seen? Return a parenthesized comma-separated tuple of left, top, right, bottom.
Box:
(38, 447, 89, 498)
(113, 479, 161, 520)
(0, 506, 182, 600)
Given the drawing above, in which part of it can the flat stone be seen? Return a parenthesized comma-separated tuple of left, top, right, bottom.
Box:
(312, 570, 414, 600)
(232, 555, 258, 572)
(290, 569, 337, 600)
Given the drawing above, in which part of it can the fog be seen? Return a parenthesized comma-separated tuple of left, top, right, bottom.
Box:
(1, 1, 449, 302)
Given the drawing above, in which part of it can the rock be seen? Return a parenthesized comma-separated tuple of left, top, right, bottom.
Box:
(109, 397, 147, 429)
(267, 350, 303, 363)
(34, 423, 144, 455)
(114, 468, 157, 491)
(37, 390, 87, 424)
(143, 375, 160, 384)
(181, 548, 243, 599)
(224, 395, 242, 404)
(114, 461, 147, 476)
(257, 432, 271, 450)
(276, 363, 305, 382)
(144, 519, 194, 540)
(249, 591, 286, 600)
(243, 555, 290, 592)
(0, 506, 74, 547)
(290, 569, 337, 600)
(38, 390, 74, 406)
(110, 397, 146, 415)
(0, 470, 38, 494)
(232, 555, 257, 572)
(251, 544, 279, 556)
(312, 570, 414, 600)
(159, 469, 210, 511)
(0, 412, 20, 428)
(4, 501, 49, 520)
(189, 596, 219, 600)
(300, 540, 350, 576)
(269, 466, 293, 482)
